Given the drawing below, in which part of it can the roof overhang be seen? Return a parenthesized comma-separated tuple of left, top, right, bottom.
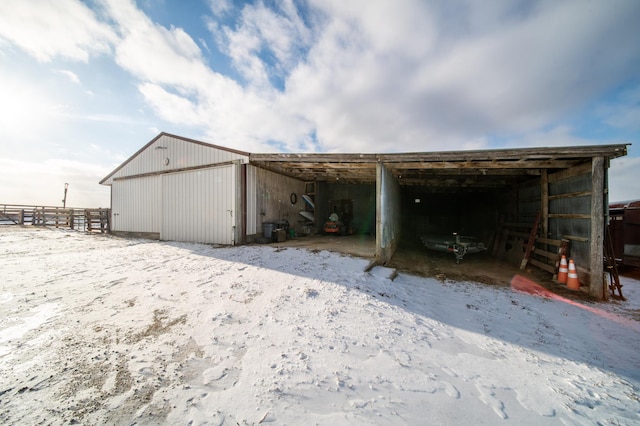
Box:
(250, 144, 629, 191)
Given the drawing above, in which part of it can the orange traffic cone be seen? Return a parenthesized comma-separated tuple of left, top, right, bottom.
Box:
(557, 255, 568, 283)
(567, 259, 580, 290)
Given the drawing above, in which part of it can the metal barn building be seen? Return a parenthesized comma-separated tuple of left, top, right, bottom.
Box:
(100, 133, 252, 245)
(101, 132, 628, 299)
(100, 133, 308, 246)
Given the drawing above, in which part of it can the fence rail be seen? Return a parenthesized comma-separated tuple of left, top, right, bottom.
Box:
(1, 204, 110, 233)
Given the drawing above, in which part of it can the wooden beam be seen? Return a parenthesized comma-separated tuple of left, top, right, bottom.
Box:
(251, 153, 377, 163)
(380, 159, 582, 170)
(250, 144, 628, 165)
(548, 214, 591, 219)
(541, 170, 548, 240)
(548, 162, 591, 182)
(563, 235, 589, 243)
(391, 169, 541, 177)
(530, 258, 556, 274)
(548, 191, 591, 200)
(590, 156, 605, 300)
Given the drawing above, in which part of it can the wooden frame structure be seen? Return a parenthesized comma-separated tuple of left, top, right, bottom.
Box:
(1, 204, 110, 233)
(250, 145, 626, 189)
(252, 144, 628, 299)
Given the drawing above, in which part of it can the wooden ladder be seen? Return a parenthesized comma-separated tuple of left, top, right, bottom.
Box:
(604, 227, 625, 300)
(520, 211, 541, 270)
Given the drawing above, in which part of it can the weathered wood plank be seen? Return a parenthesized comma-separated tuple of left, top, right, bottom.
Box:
(536, 237, 562, 246)
(563, 235, 589, 243)
(541, 169, 548, 240)
(530, 258, 556, 273)
(251, 144, 628, 164)
(533, 247, 557, 260)
(590, 156, 605, 299)
(548, 162, 591, 182)
(548, 191, 591, 200)
(548, 214, 591, 219)
(520, 212, 541, 270)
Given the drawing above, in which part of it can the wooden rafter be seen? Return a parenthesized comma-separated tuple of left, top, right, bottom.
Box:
(249, 144, 629, 190)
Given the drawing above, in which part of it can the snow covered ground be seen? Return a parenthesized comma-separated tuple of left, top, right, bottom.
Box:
(1, 227, 639, 425)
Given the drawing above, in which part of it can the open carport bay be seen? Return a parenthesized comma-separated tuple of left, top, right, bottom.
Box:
(251, 144, 628, 297)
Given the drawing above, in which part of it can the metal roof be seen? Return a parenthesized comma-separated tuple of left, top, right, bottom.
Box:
(100, 132, 250, 185)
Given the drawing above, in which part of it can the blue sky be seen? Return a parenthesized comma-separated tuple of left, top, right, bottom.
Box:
(0, 0, 639, 207)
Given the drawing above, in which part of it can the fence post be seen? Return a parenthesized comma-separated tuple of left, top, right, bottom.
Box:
(85, 209, 91, 232)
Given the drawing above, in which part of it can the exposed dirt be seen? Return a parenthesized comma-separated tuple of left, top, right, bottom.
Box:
(389, 240, 601, 302)
(272, 233, 600, 302)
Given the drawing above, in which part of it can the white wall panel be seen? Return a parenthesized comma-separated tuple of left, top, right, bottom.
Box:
(376, 162, 401, 264)
(111, 177, 161, 233)
(161, 165, 236, 244)
(104, 134, 249, 184)
(246, 165, 257, 235)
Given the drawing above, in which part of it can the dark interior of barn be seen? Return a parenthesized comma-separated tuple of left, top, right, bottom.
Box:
(250, 144, 628, 297)
(400, 189, 499, 248)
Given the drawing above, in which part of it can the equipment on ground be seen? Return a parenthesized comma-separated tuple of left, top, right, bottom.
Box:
(420, 233, 486, 263)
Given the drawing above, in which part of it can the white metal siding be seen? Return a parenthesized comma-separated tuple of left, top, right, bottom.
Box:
(104, 134, 248, 184)
(246, 165, 257, 235)
(111, 177, 161, 233)
(161, 165, 236, 244)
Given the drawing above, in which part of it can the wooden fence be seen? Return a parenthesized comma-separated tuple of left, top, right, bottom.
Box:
(0, 204, 110, 233)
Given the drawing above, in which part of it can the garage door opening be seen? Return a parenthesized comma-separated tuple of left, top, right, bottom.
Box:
(314, 182, 376, 236)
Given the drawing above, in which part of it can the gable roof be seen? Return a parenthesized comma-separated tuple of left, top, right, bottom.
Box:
(101, 132, 629, 192)
(100, 132, 250, 185)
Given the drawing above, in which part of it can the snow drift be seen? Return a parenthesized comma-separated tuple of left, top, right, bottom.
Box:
(1, 227, 639, 425)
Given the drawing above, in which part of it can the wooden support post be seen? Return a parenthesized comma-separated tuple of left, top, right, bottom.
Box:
(590, 156, 605, 300)
(540, 170, 549, 240)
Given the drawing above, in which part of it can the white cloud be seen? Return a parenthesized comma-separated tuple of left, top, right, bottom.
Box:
(502, 125, 600, 149)
(283, 0, 640, 152)
(98, 0, 314, 152)
(1, 0, 638, 157)
(56, 69, 81, 84)
(108, 3, 210, 88)
(66, 0, 636, 155)
(0, 69, 58, 144)
(138, 83, 204, 126)
(609, 154, 640, 203)
(207, 0, 232, 17)
(0, 158, 111, 207)
(314, 0, 436, 58)
(0, 0, 116, 62)
(212, 0, 311, 88)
